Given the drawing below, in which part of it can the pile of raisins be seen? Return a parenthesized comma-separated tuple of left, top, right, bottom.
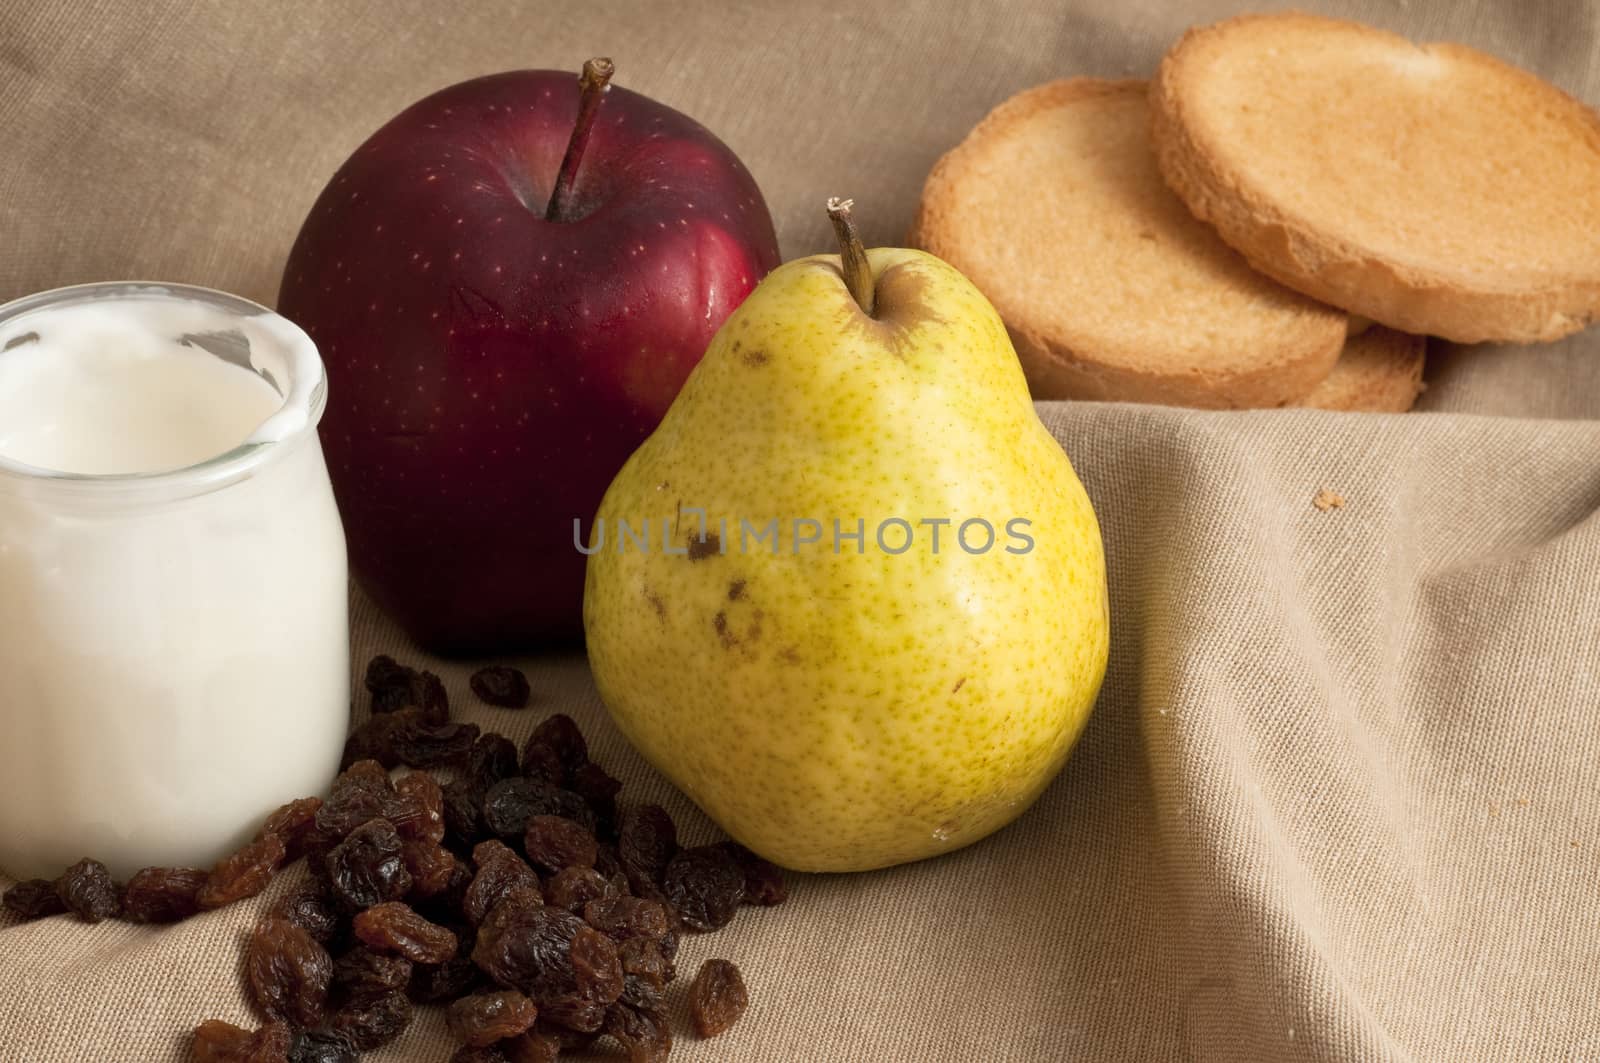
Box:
(3, 656, 784, 1062)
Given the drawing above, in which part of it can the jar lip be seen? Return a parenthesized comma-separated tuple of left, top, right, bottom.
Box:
(0, 281, 327, 491)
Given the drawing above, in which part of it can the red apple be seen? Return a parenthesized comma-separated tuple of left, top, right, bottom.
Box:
(279, 60, 779, 653)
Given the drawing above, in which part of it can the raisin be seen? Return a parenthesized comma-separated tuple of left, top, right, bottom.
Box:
(56, 857, 121, 922)
(620, 971, 664, 1011)
(689, 958, 748, 1038)
(569, 762, 622, 834)
(501, 1028, 563, 1063)
(257, 797, 324, 859)
(287, 1028, 357, 1063)
(471, 902, 586, 1002)
(451, 1047, 511, 1063)
(523, 815, 598, 874)
(391, 712, 479, 770)
(325, 819, 411, 911)
(391, 771, 447, 843)
(662, 845, 744, 932)
(409, 954, 484, 1004)
(202, 715, 784, 1063)
(410, 669, 451, 725)
(533, 1020, 598, 1052)
(521, 714, 587, 782)
(340, 713, 405, 770)
(603, 1002, 672, 1062)
(403, 838, 463, 898)
(483, 778, 594, 839)
(246, 915, 333, 1028)
(272, 890, 341, 944)
(617, 938, 674, 987)
(539, 992, 607, 1034)
(192, 1019, 292, 1062)
(471, 666, 532, 709)
(369, 682, 413, 717)
(409, 953, 484, 1004)
(122, 866, 208, 924)
(302, 831, 342, 893)
(419, 860, 475, 923)
(364, 655, 417, 714)
(447, 989, 540, 1046)
(444, 779, 488, 849)
(341, 759, 393, 791)
(543, 867, 612, 913)
(617, 805, 677, 893)
(3, 878, 67, 921)
(316, 765, 395, 838)
(331, 946, 412, 1006)
(363, 657, 448, 724)
(570, 762, 621, 803)
(466, 734, 522, 792)
(711, 840, 788, 906)
(463, 841, 542, 926)
(327, 989, 412, 1050)
(658, 930, 680, 966)
(197, 835, 286, 910)
(569, 925, 623, 1005)
(593, 843, 626, 881)
(519, 742, 564, 787)
(477, 886, 546, 942)
(582, 895, 670, 942)
(481, 778, 544, 837)
(556, 792, 598, 832)
(353, 901, 459, 964)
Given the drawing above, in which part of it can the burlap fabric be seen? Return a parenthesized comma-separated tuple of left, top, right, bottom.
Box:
(2, 1, 1597, 1060)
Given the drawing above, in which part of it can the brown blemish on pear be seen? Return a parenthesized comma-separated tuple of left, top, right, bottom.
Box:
(712, 602, 763, 652)
(729, 337, 768, 366)
(686, 532, 721, 560)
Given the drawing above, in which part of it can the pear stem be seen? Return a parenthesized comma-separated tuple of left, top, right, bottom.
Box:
(826, 197, 875, 316)
(546, 57, 615, 222)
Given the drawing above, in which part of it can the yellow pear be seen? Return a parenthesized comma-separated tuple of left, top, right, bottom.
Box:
(583, 200, 1108, 872)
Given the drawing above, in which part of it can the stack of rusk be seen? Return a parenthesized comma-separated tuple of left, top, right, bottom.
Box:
(912, 13, 1600, 410)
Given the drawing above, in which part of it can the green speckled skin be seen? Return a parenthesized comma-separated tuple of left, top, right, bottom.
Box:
(583, 248, 1108, 872)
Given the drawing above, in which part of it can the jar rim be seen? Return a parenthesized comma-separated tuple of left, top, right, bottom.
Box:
(0, 281, 328, 492)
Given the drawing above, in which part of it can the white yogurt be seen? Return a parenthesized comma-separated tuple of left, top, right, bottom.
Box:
(0, 285, 349, 881)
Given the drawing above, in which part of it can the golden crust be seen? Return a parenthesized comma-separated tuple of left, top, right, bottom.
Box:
(911, 77, 1346, 409)
(1299, 327, 1426, 412)
(1151, 13, 1600, 344)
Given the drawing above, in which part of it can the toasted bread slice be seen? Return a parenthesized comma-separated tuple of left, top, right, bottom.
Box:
(1299, 326, 1426, 412)
(1152, 13, 1600, 344)
(911, 78, 1346, 409)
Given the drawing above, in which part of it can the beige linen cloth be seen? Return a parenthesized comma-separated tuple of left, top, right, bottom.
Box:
(2, 1, 1598, 1060)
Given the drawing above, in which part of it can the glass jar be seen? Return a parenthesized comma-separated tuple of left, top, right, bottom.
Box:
(0, 282, 349, 881)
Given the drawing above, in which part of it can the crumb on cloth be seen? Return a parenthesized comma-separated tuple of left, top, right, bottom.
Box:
(1313, 488, 1345, 512)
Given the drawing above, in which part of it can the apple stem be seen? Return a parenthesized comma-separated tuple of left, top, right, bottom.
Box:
(826, 198, 875, 316)
(546, 57, 615, 222)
